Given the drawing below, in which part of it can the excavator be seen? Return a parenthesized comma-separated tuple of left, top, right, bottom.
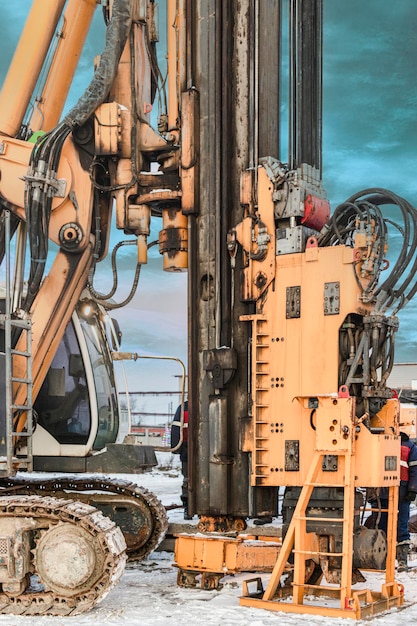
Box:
(0, 0, 174, 613)
(0, 0, 416, 619)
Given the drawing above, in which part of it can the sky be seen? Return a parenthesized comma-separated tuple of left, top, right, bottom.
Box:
(1, 1, 417, 420)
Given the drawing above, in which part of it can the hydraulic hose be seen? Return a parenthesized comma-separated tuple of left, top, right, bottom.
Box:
(23, 0, 133, 313)
(63, 0, 132, 129)
(318, 188, 417, 315)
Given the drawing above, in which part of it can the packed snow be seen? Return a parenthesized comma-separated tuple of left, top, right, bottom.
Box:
(1, 454, 416, 626)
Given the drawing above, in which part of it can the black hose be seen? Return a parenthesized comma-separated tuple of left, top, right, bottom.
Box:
(63, 0, 132, 129)
(319, 188, 417, 315)
(22, 0, 134, 313)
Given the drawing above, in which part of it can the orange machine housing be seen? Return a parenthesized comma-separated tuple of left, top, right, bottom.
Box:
(235, 163, 402, 619)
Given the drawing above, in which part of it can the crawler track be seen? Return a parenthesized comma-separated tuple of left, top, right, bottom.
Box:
(0, 495, 126, 616)
(0, 475, 169, 561)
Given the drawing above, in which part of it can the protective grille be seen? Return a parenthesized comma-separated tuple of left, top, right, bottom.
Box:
(0, 537, 8, 554)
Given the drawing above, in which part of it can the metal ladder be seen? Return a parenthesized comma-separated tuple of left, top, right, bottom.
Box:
(0, 209, 33, 476)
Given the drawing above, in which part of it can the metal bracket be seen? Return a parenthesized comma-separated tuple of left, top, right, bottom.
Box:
(285, 440, 300, 471)
(203, 348, 237, 390)
(286, 286, 301, 319)
(324, 281, 340, 315)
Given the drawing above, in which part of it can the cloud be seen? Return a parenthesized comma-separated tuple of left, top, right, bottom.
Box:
(2, 0, 417, 389)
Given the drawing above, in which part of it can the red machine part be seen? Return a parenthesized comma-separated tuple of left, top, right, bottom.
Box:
(302, 193, 330, 231)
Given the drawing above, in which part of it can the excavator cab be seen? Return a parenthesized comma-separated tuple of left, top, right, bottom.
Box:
(0, 288, 156, 474)
(32, 300, 123, 458)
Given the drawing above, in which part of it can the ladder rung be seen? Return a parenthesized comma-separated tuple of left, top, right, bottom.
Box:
(295, 515, 346, 523)
(12, 404, 30, 411)
(14, 461, 32, 469)
(11, 349, 31, 357)
(10, 320, 31, 329)
(293, 549, 345, 557)
(292, 582, 344, 591)
(11, 377, 31, 384)
(0, 315, 28, 325)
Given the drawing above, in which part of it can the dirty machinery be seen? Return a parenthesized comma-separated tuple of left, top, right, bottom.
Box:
(0, 0, 417, 620)
(175, 0, 417, 620)
(0, 0, 174, 615)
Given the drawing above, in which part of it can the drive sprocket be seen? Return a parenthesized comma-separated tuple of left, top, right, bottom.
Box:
(0, 495, 126, 616)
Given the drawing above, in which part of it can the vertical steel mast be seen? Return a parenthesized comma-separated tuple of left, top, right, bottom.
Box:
(289, 0, 323, 173)
(186, 0, 324, 522)
(186, 1, 282, 520)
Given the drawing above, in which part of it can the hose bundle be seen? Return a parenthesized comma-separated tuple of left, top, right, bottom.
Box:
(318, 188, 417, 315)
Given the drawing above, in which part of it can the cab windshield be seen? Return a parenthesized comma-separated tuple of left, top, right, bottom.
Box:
(34, 309, 119, 449)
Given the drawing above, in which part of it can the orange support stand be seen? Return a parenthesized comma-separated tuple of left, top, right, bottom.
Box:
(240, 451, 404, 619)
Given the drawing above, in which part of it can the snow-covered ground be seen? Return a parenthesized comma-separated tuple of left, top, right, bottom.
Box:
(1, 454, 416, 626)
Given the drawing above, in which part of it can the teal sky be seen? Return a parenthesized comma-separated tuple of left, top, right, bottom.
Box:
(0, 1, 416, 403)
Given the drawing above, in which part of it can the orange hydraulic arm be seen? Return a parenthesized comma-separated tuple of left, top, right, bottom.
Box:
(0, 0, 97, 137)
(0, 0, 187, 438)
(0, 1, 98, 432)
(0, 1, 130, 434)
(0, 0, 66, 137)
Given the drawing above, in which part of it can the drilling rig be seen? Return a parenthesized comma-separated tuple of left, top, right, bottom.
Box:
(0, 0, 416, 619)
(173, 0, 416, 618)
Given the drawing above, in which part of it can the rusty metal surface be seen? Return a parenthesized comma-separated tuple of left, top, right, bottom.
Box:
(174, 533, 281, 590)
(197, 515, 246, 533)
(353, 527, 387, 571)
(0, 495, 126, 616)
(187, 0, 278, 523)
